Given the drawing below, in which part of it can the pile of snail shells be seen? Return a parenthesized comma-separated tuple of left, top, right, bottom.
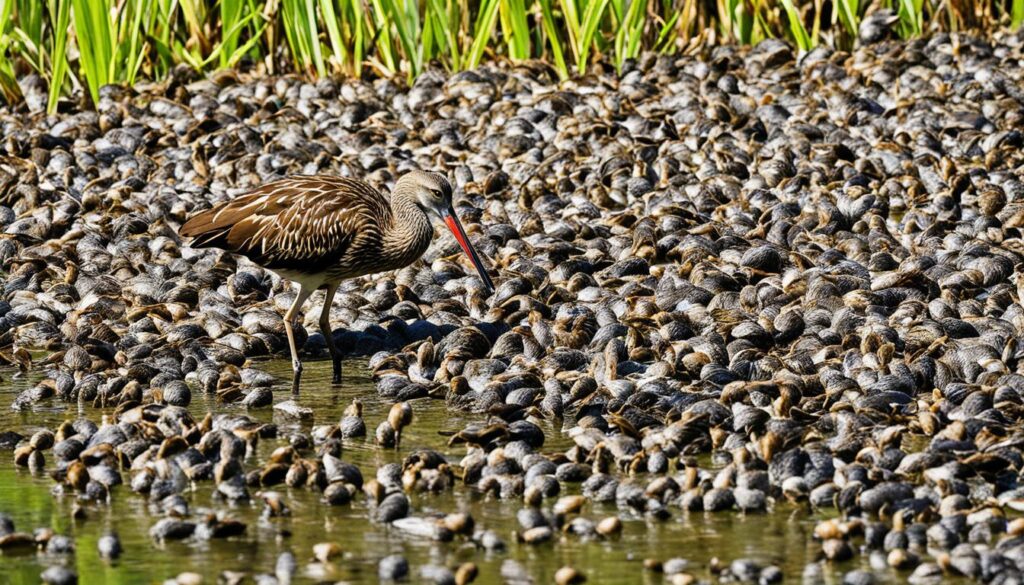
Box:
(2, 20, 1024, 583)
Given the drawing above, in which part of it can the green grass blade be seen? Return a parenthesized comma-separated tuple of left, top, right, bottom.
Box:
(383, 0, 421, 80)
(511, 0, 529, 59)
(0, 0, 22, 105)
(558, 0, 582, 65)
(736, 0, 753, 43)
(122, 0, 150, 85)
(175, 40, 205, 69)
(499, 0, 530, 61)
(753, 0, 772, 43)
(225, 16, 270, 67)
(179, 9, 263, 69)
(1014, 0, 1024, 29)
(498, 0, 512, 57)
(608, 0, 624, 24)
(321, 0, 348, 73)
(465, 0, 500, 69)
(304, 0, 326, 76)
(655, 9, 680, 52)
(148, 0, 179, 78)
(577, 0, 611, 73)
(92, 0, 116, 84)
(426, 0, 459, 69)
(717, 0, 732, 40)
(894, 0, 923, 36)
(70, 0, 115, 103)
(280, 0, 304, 72)
(14, 0, 44, 71)
(178, 0, 209, 51)
(368, 0, 397, 74)
(779, 0, 811, 51)
(615, 0, 647, 69)
(350, 0, 364, 76)
(537, 0, 568, 78)
(325, 0, 354, 73)
(220, 0, 246, 68)
(17, 0, 43, 47)
(11, 28, 44, 73)
(422, 5, 437, 64)
(280, 0, 323, 76)
(835, 0, 860, 35)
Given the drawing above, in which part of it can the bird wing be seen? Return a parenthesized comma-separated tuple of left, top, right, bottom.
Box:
(180, 175, 387, 272)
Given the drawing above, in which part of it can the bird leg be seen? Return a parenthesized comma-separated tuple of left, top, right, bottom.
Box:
(283, 285, 314, 394)
(320, 283, 342, 385)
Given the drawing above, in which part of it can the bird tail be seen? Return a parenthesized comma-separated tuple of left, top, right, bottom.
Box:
(179, 207, 230, 249)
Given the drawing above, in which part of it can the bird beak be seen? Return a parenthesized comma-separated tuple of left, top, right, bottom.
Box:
(441, 206, 494, 294)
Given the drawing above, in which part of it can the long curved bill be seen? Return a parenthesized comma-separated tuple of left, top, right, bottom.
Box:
(441, 206, 495, 294)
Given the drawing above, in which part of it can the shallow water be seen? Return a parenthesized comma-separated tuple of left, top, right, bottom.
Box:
(0, 358, 916, 584)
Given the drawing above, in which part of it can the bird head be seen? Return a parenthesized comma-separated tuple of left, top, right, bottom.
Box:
(398, 170, 495, 294)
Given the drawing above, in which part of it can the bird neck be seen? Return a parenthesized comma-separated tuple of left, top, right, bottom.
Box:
(382, 190, 434, 268)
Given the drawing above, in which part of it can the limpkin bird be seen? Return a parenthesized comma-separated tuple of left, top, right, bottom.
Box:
(179, 170, 494, 392)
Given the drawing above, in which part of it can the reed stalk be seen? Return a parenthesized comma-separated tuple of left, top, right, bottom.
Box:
(0, 0, 1015, 110)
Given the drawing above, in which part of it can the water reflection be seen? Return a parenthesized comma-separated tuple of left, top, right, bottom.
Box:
(0, 358, 910, 584)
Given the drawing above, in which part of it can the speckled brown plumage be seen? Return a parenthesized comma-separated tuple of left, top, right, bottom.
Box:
(178, 170, 492, 392)
(179, 175, 423, 280)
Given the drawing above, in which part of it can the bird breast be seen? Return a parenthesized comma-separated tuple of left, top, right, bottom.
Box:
(333, 208, 434, 280)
